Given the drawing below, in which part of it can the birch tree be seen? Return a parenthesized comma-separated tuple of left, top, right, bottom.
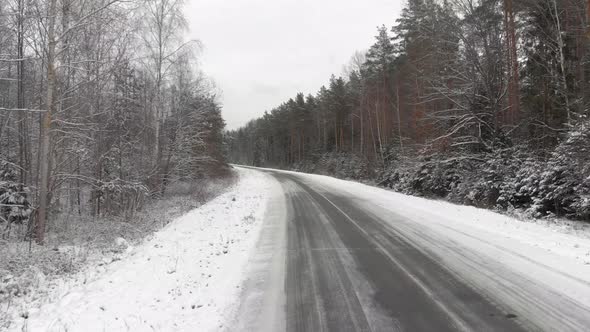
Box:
(140, 0, 193, 194)
(0, 0, 225, 243)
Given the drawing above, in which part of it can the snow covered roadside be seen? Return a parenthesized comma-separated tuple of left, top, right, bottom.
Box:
(9, 168, 276, 332)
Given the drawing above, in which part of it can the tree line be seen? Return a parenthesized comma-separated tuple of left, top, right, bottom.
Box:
(228, 0, 590, 221)
(0, 0, 226, 243)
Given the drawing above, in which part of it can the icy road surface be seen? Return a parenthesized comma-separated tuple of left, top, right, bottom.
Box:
(232, 166, 590, 332)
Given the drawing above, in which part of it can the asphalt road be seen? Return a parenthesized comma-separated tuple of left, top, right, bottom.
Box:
(232, 167, 590, 332)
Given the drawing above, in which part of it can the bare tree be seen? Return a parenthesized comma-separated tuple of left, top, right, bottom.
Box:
(139, 0, 195, 194)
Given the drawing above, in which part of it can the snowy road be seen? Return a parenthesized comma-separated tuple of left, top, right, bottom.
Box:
(234, 167, 590, 332)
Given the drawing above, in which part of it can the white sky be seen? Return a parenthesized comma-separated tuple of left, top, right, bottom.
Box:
(186, 0, 403, 130)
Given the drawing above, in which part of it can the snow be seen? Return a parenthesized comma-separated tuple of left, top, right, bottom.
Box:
(225, 176, 288, 331)
(9, 168, 276, 332)
(8, 165, 590, 331)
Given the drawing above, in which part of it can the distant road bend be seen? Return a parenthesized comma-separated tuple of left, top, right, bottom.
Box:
(232, 166, 590, 332)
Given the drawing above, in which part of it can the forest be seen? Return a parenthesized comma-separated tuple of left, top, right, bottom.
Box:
(0, 0, 227, 244)
(228, 0, 590, 221)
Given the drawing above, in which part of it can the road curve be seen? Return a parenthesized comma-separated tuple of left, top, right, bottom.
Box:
(232, 167, 590, 332)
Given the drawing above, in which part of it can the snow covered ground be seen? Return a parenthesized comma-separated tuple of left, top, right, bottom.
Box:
(8, 168, 277, 332)
(7, 166, 590, 331)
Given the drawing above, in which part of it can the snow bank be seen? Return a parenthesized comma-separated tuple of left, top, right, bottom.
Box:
(10, 168, 275, 332)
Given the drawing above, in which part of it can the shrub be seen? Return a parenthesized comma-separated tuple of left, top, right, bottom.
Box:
(0, 162, 32, 238)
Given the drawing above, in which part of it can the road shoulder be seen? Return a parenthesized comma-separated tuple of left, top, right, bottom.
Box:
(11, 167, 274, 332)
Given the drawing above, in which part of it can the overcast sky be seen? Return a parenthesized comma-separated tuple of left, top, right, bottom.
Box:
(185, 0, 403, 130)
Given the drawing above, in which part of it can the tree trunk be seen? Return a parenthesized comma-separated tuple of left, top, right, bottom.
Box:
(360, 94, 364, 156)
(17, 0, 29, 185)
(351, 113, 354, 153)
(553, 0, 573, 125)
(375, 102, 384, 163)
(503, 0, 520, 126)
(396, 82, 403, 153)
(37, 0, 58, 245)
